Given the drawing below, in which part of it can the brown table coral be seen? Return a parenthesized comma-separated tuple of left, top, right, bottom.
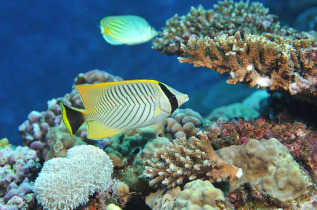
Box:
(153, 0, 281, 55)
(178, 32, 317, 97)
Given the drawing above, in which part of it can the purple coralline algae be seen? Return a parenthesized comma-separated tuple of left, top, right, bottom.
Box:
(0, 141, 40, 209)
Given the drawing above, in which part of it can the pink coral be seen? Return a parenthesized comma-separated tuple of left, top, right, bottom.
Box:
(0, 144, 40, 209)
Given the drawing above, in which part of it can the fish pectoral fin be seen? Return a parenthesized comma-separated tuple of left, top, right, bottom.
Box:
(87, 120, 122, 139)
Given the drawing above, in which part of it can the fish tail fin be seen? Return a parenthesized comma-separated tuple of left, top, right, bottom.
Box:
(60, 103, 86, 136)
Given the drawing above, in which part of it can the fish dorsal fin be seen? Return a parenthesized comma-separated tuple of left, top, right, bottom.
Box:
(74, 83, 107, 113)
(74, 80, 160, 112)
(87, 120, 122, 139)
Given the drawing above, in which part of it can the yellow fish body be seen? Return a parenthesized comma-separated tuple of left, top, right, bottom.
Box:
(100, 15, 158, 45)
(61, 80, 189, 139)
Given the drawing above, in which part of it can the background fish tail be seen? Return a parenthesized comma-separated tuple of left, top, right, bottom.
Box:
(60, 103, 86, 136)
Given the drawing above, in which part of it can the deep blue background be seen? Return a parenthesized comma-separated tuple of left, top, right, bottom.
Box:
(0, 0, 313, 145)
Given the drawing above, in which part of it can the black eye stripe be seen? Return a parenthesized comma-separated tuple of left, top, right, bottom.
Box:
(158, 82, 178, 113)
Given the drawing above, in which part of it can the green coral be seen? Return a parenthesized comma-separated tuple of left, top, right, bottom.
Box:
(0, 138, 11, 149)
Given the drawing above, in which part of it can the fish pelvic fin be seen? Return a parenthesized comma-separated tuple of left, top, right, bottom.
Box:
(60, 103, 86, 136)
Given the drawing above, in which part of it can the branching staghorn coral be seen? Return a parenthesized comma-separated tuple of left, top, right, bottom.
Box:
(153, 0, 317, 56)
(143, 131, 242, 189)
(178, 32, 317, 96)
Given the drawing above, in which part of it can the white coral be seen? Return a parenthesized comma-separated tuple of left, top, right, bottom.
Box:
(34, 145, 113, 210)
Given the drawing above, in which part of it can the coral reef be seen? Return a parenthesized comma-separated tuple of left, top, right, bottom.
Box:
(146, 180, 233, 209)
(0, 138, 11, 149)
(263, 91, 317, 124)
(227, 169, 317, 209)
(164, 108, 203, 139)
(205, 118, 317, 182)
(207, 102, 259, 121)
(19, 69, 122, 161)
(74, 69, 123, 85)
(105, 123, 167, 167)
(0, 145, 40, 194)
(106, 203, 122, 210)
(109, 180, 130, 208)
(0, 181, 37, 209)
(178, 32, 317, 96)
(45, 125, 87, 160)
(0, 142, 40, 209)
(217, 138, 307, 202)
(153, 0, 281, 55)
(185, 81, 256, 116)
(207, 89, 269, 121)
(34, 145, 113, 210)
(144, 131, 242, 189)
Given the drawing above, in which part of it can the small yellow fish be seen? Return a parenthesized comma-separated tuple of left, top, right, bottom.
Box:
(100, 15, 158, 45)
(61, 80, 189, 139)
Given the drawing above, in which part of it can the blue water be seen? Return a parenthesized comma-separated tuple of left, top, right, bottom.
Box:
(0, 0, 312, 145)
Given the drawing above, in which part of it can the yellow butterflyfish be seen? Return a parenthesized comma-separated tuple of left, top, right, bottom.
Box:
(61, 80, 189, 139)
(100, 15, 158, 45)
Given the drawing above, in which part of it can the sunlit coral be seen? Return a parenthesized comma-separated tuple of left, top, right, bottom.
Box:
(179, 32, 317, 96)
(153, 0, 281, 55)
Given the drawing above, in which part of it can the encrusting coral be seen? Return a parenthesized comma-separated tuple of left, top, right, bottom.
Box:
(217, 138, 307, 202)
(34, 145, 113, 210)
(207, 89, 269, 121)
(146, 179, 233, 209)
(205, 118, 317, 182)
(105, 123, 168, 167)
(19, 69, 122, 161)
(207, 102, 259, 121)
(0, 141, 41, 209)
(45, 125, 87, 160)
(143, 131, 242, 189)
(178, 32, 317, 96)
